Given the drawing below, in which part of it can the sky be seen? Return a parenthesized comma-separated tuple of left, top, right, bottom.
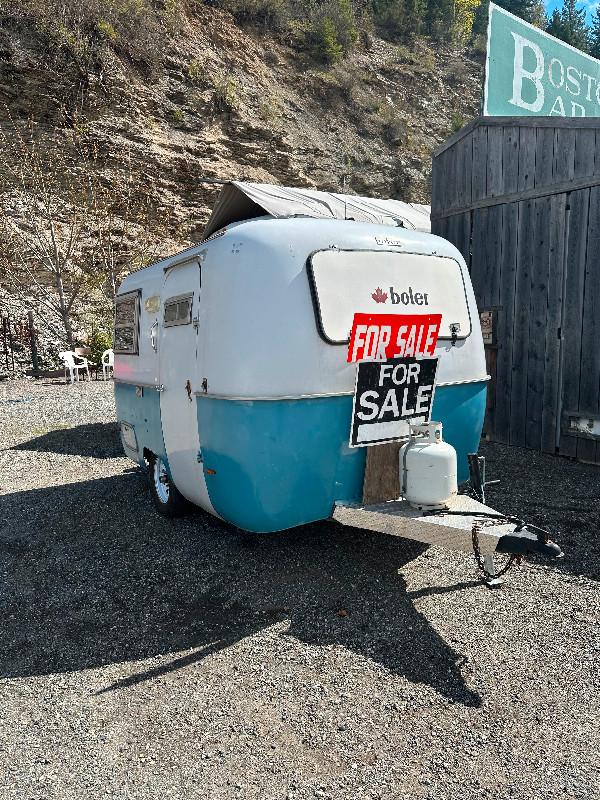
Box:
(544, 0, 598, 24)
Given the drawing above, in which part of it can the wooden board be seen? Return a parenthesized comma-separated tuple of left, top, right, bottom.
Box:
(484, 205, 503, 310)
(509, 199, 534, 447)
(518, 126, 536, 193)
(486, 126, 504, 199)
(470, 207, 488, 307)
(430, 149, 444, 216)
(558, 188, 590, 458)
(494, 202, 519, 445)
(456, 211, 472, 266)
(433, 116, 600, 160)
(577, 185, 600, 463)
(502, 125, 520, 196)
(540, 193, 567, 455)
(552, 126, 576, 186)
(456, 136, 468, 209)
(435, 213, 448, 243)
(471, 125, 488, 203)
(362, 442, 402, 506)
(525, 197, 551, 451)
(534, 126, 555, 188)
(573, 127, 596, 181)
(480, 204, 503, 440)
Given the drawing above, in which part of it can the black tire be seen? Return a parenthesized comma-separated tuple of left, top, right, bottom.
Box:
(148, 454, 188, 518)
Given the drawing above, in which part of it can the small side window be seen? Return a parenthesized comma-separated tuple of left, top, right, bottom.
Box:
(163, 293, 193, 327)
(114, 290, 141, 354)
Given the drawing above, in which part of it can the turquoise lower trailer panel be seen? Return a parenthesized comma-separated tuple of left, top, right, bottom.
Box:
(196, 381, 487, 533)
(114, 382, 169, 471)
(197, 395, 366, 532)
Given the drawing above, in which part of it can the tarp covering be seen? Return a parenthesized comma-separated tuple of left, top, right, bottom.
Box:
(202, 181, 431, 240)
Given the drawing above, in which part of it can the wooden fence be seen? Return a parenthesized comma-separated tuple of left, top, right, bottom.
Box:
(431, 117, 600, 464)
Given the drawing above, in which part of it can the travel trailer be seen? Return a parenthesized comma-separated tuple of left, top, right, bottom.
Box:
(113, 182, 562, 579)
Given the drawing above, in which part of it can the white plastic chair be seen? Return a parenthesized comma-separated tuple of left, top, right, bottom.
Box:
(101, 349, 114, 381)
(59, 351, 90, 384)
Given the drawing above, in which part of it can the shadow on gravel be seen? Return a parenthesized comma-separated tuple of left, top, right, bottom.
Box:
(0, 470, 482, 707)
(10, 422, 123, 459)
(479, 441, 600, 580)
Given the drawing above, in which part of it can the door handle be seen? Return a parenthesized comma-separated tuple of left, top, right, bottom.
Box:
(151, 321, 158, 351)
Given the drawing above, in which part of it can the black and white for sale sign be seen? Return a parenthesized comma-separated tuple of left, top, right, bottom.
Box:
(349, 357, 439, 447)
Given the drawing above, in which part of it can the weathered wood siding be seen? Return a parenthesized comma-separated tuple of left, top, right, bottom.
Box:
(432, 117, 600, 464)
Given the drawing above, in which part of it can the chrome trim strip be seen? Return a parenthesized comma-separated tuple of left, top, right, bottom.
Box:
(194, 391, 354, 401)
(193, 376, 490, 401)
(114, 378, 163, 391)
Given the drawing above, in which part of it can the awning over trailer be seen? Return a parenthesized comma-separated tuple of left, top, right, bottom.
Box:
(202, 181, 431, 240)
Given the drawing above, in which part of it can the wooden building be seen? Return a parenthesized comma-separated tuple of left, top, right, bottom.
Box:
(431, 117, 600, 463)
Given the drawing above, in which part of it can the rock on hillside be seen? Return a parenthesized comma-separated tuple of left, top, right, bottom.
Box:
(0, 4, 483, 243)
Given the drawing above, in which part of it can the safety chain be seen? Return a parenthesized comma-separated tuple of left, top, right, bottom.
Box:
(471, 520, 523, 580)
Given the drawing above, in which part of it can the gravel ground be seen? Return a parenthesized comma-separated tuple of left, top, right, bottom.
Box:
(0, 378, 599, 800)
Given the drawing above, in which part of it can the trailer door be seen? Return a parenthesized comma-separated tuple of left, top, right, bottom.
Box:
(159, 262, 214, 511)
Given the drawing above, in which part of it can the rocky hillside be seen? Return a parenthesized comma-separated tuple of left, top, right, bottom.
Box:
(0, 3, 483, 243)
(0, 2, 483, 371)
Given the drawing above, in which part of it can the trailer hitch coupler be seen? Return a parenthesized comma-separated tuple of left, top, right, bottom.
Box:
(496, 531, 563, 559)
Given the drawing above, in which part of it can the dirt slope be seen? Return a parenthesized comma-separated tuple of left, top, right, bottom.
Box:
(0, 5, 483, 242)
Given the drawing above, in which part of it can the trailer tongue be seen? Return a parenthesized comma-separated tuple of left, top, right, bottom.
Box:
(336, 422, 564, 586)
(333, 495, 563, 558)
(334, 495, 516, 556)
(333, 494, 563, 586)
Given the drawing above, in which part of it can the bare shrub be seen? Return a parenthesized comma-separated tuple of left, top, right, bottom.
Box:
(0, 116, 173, 346)
(376, 102, 407, 144)
(446, 59, 469, 85)
(212, 71, 239, 111)
(330, 63, 360, 101)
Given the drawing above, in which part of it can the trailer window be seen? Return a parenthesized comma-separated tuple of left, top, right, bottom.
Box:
(114, 290, 141, 354)
(163, 293, 193, 327)
(307, 249, 471, 344)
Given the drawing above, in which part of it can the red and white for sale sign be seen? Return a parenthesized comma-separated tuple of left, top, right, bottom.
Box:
(347, 313, 442, 363)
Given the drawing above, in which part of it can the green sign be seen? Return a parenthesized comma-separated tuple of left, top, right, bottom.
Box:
(484, 3, 600, 117)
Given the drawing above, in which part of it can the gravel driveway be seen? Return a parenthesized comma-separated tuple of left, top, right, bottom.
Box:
(0, 379, 598, 800)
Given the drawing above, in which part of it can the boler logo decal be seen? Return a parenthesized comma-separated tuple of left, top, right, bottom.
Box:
(372, 287, 429, 306)
(348, 313, 442, 363)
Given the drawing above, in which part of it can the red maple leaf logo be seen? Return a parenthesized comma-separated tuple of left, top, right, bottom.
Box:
(372, 287, 388, 303)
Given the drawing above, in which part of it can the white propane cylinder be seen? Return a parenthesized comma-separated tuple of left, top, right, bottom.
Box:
(399, 422, 458, 510)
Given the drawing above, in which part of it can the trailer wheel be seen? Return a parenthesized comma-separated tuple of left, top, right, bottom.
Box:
(148, 454, 188, 518)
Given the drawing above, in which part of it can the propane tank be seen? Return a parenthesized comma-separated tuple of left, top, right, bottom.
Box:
(399, 422, 458, 510)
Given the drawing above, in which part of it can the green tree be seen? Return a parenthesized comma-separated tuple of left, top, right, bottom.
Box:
(472, 0, 546, 39)
(451, 0, 480, 44)
(471, 0, 490, 40)
(546, 0, 589, 52)
(373, 0, 426, 38)
(425, 0, 454, 39)
(528, 0, 548, 29)
(313, 17, 344, 62)
(589, 8, 600, 58)
(495, 0, 536, 19)
(404, 0, 426, 34)
(311, 0, 358, 60)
